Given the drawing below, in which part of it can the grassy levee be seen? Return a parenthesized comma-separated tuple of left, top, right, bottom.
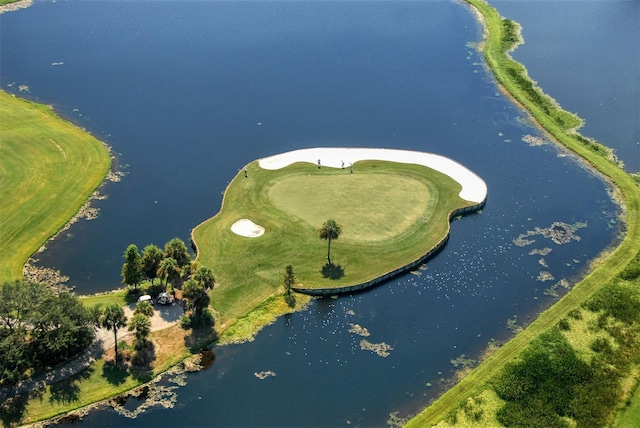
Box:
(193, 160, 472, 336)
(406, 1, 640, 426)
(0, 91, 111, 282)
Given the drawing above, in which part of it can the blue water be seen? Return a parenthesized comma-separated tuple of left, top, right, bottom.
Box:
(493, 0, 640, 172)
(0, 0, 624, 425)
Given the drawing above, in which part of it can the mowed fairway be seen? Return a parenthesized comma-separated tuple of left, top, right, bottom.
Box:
(193, 159, 475, 323)
(0, 91, 110, 282)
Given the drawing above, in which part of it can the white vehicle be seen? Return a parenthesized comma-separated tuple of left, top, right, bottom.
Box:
(156, 292, 174, 305)
(138, 294, 153, 304)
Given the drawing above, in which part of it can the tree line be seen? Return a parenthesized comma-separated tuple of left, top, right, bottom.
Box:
(121, 237, 214, 328)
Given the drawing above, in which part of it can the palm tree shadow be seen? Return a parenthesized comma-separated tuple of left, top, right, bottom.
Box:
(321, 263, 345, 280)
(102, 361, 128, 386)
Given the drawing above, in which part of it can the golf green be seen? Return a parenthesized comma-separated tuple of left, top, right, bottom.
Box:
(192, 151, 485, 322)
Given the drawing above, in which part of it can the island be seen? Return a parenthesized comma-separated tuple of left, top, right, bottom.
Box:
(192, 147, 486, 325)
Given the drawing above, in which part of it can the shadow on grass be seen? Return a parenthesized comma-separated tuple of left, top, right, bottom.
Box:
(321, 263, 345, 280)
(131, 342, 156, 383)
(101, 361, 128, 386)
(184, 324, 218, 354)
(0, 393, 30, 428)
(49, 366, 94, 405)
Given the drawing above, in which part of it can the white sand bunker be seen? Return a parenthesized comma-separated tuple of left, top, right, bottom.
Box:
(231, 219, 265, 238)
(258, 147, 487, 204)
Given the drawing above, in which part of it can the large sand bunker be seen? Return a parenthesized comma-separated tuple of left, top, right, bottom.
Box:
(231, 219, 265, 238)
(258, 147, 487, 204)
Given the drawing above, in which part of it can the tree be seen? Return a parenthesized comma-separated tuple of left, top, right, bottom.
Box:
(193, 266, 215, 290)
(141, 244, 163, 285)
(182, 279, 210, 317)
(284, 265, 295, 295)
(121, 244, 143, 289)
(157, 257, 181, 291)
(0, 281, 95, 385)
(99, 304, 128, 364)
(30, 290, 95, 362)
(134, 301, 154, 318)
(164, 238, 191, 268)
(318, 219, 342, 265)
(283, 265, 296, 308)
(128, 313, 151, 348)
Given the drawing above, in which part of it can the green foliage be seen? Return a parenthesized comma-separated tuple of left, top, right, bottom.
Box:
(183, 279, 210, 316)
(494, 329, 593, 425)
(128, 313, 151, 348)
(619, 250, 640, 281)
(180, 314, 192, 329)
(164, 238, 191, 268)
(193, 266, 215, 290)
(121, 244, 143, 288)
(157, 257, 180, 290)
(99, 304, 128, 364)
(557, 318, 571, 331)
(318, 219, 343, 264)
(584, 280, 640, 325)
(0, 281, 95, 386)
(141, 244, 163, 285)
(283, 265, 296, 308)
(134, 300, 154, 318)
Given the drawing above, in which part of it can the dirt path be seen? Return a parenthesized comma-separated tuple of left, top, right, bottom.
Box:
(0, 303, 183, 400)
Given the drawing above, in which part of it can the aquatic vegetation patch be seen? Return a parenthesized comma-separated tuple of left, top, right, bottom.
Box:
(514, 221, 587, 247)
(360, 339, 393, 357)
(522, 134, 547, 147)
(110, 384, 179, 419)
(537, 271, 555, 282)
(348, 323, 370, 337)
(254, 371, 276, 380)
(529, 247, 552, 256)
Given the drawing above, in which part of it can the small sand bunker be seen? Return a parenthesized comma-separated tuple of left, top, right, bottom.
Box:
(231, 219, 265, 238)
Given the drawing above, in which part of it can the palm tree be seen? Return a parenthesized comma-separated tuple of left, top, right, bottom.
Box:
(157, 257, 181, 291)
(164, 238, 190, 268)
(100, 304, 127, 364)
(134, 300, 154, 318)
(318, 219, 342, 265)
(193, 266, 215, 290)
(128, 313, 151, 348)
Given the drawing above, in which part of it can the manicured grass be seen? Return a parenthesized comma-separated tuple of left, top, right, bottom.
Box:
(193, 160, 471, 325)
(0, 91, 111, 282)
(406, 1, 640, 426)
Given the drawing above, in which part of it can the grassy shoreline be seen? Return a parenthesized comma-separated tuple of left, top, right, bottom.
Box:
(0, 91, 111, 282)
(406, 0, 640, 425)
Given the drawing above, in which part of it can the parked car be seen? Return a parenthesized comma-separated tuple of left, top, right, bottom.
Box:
(156, 292, 174, 305)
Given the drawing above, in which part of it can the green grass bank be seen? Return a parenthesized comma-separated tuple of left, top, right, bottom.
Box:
(0, 91, 111, 282)
(406, 1, 640, 426)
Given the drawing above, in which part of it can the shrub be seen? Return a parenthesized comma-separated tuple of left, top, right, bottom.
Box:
(180, 315, 192, 329)
(557, 318, 571, 331)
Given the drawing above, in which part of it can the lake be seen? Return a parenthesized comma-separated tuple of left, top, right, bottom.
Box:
(0, 0, 626, 425)
(493, 0, 640, 172)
